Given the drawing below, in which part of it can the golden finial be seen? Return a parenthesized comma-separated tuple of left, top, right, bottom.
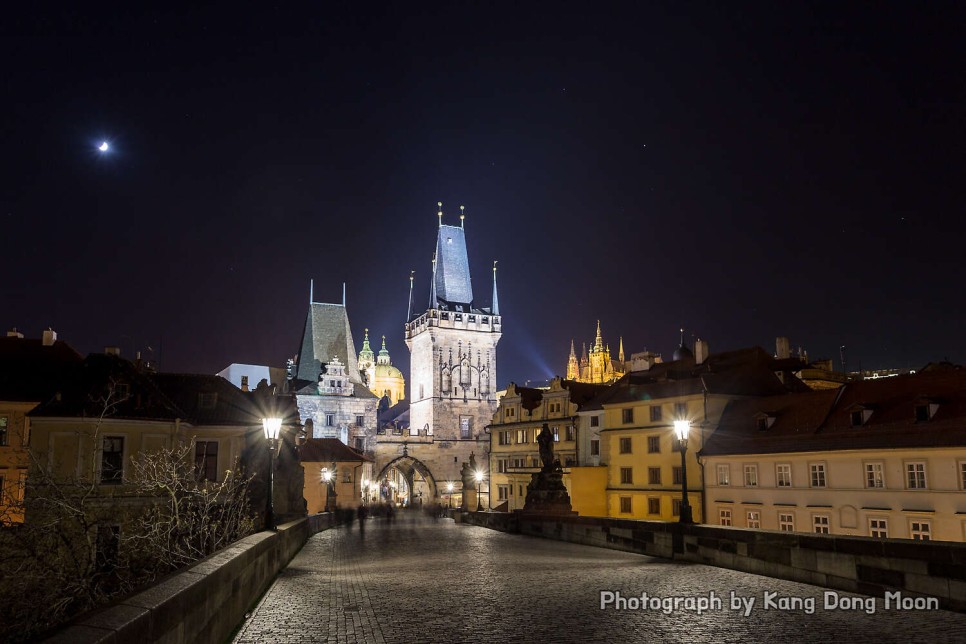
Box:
(460, 205, 465, 228)
(437, 201, 443, 227)
(493, 260, 498, 272)
(410, 269, 414, 283)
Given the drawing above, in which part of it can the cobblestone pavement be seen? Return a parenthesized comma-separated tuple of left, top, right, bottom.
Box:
(234, 513, 966, 643)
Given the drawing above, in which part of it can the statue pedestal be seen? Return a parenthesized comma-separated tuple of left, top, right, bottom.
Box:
(522, 467, 576, 516)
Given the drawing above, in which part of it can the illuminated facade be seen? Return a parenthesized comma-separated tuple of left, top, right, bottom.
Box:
(358, 330, 406, 405)
(567, 322, 626, 384)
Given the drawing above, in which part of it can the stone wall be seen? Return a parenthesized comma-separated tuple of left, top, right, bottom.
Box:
(44, 513, 343, 644)
(463, 512, 966, 612)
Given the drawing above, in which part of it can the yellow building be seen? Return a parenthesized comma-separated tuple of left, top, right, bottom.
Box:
(0, 329, 82, 525)
(586, 345, 803, 523)
(701, 369, 966, 542)
(488, 377, 607, 513)
(358, 330, 406, 405)
(299, 438, 373, 512)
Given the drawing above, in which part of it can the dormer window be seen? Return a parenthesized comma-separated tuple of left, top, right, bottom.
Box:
(754, 412, 776, 431)
(914, 398, 939, 422)
(848, 404, 873, 427)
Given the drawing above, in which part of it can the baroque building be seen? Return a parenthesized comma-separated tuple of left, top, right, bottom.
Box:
(357, 330, 406, 405)
(372, 204, 502, 504)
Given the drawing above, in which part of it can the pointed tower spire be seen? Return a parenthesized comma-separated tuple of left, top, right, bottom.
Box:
(567, 339, 579, 380)
(429, 252, 438, 309)
(437, 201, 443, 228)
(595, 320, 604, 351)
(619, 336, 625, 363)
(491, 260, 500, 315)
(378, 335, 391, 365)
(460, 204, 465, 229)
(359, 328, 374, 363)
(310, 278, 314, 304)
(342, 282, 346, 307)
(407, 270, 414, 322)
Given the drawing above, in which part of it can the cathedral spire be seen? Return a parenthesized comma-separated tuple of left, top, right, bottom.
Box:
(595, 320, 604, 351)
(619, 336, 625, 363)
(491, 260, 499, 315)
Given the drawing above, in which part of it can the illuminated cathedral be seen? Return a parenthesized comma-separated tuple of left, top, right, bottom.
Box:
(566, 321, 626, 384)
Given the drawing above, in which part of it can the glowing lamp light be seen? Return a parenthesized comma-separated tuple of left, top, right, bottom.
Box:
(262, 417, 282, 441)
(322, 468, 332, 483)
(673, 419, 690, 443)
(475, 470, 484, 483)
(98, 141, 109, 152)
(447, 482, 454, 492)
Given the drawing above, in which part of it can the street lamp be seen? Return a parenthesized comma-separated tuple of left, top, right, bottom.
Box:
(321, 467, 336, 512)
(475, 470, 484, 512)
(673, 419, 694, 524)
(446, 481, 454, 508)
(262, 417, 282, 531)
(362, 478, 369, 506)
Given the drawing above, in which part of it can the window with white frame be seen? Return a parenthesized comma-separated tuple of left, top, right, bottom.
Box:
(647, 436, 660, 453)
(565, 425, 575, 441)
(743, 465, 758, 487)
(590, 415, 599, 427)
(516, 429, 528, 444)
(460, 416, 472, 438)
(865, 462, 885, 488)
(620, 467, 633, 484)
(497, 459, 508, 473)
(813, 514, 830, 534)
(778, 513, 795, 532)
(325, 413, 335, 426)
(746, 510, 761, 529)
(869, 517, 888, 538)
(961, 462, 966, 490)
(776, 464, 792, 487)
(552, 426, 559, 442)
(497, 485, 509, 501)
(905, 462, 927, 489)
(717, 464, 730, 486)
(910, 520, 931, 541)
(810, 463, 826, 488)
(719, 509, 732, 526)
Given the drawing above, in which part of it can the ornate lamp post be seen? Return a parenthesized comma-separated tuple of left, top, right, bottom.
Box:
(475, 470, 484, 512)
(321, 466, 337, 512)
(673, 419, 694, 524)
(262, 417, 282, 531)
(362, 478, 369, 506)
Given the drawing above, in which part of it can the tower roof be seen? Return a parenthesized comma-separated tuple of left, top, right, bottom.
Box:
(295, 302, 363, 384)
(433, 224, 474, 308)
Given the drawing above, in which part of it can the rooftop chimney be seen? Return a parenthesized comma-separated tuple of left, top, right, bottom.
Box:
(695, 339, 710, 365)
(42, 329, 57, 346)
(7, 328, 23, 338)
(776, 336, 790, 360)
(105, 346, 121, 356)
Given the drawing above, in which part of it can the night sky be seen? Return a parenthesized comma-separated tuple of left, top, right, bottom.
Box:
(3, 3, 965, 387)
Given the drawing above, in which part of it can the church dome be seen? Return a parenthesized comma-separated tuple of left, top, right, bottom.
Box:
(375, 363, 404, 379)
(673, 345, 694, 361)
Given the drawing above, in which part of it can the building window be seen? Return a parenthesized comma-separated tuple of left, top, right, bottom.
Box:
(194, 441, 218, 482)
(906, 462, 927, 489)
(647, 436, 660, 453)
(915, 404, 930, 422)
(590, 439, 600, 456)
(590, 416, 599, 427)
(672, 466, 683, 485)
(565, 425, 575, 441)
(648, 497, 660, 514)
(355, 415, 364, 426)
(756, 417, 769, 431)
(499, 459, 509, 473)
(619, 437, 632, 454)
(0, 416, 7, 446)
(519, 485, 524, 497)
(960, 462, 966, 490)
(746, 511, 761, 529)
(552, 426, 559, 442)
(622, 408, 634, 424)
(671, 499, 681, 517)
(620, 467, 633, 484)
(719, 509, 732, 526)
(17, 471, 26, 503)
(619, 496, 632, 513)
(648, 467, 661, 485)
(850, 410, 864, 427)
(460, 416, 472, 438)
(498, 485, 509, 501)
(516, 429, 528, 444)
(810, 463, 826, 488)
(865, 462, 885, 489)
(101, 437, 124, 484)
(776, 464, 791, 487)
(354, 437, 364, 451)
(650, 406, 662, 422)
(813, 515, 830, 534)
(325, 414, 335, 426)
(498, 431, 509, 446)
(674, 402, 687, 418)
(343, 469, 352, 483)
(910, 520, 931, 541)
(779, 513, 795, 532)
(717, 464, 730, 486)
(743, 465, 758, 487)
(869, 518, 888, 538)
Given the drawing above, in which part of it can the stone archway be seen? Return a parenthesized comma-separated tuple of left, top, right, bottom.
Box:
(376, 455, 439, 505)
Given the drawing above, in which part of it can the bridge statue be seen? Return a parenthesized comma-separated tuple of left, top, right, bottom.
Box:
(523, 424, 574, 516)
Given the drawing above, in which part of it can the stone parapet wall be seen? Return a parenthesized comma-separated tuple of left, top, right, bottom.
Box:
(44, 513, 342, 644)
(463, 512, 966, 612)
